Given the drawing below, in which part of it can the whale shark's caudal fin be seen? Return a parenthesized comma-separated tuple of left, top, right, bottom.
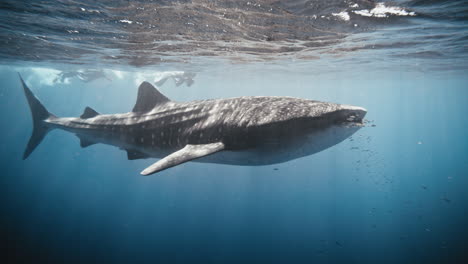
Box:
(19, 74, 56, 160)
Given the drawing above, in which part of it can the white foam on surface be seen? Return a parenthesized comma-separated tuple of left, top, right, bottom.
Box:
(132, 71, 186, 86)
(119, 19, 133, 24)
(332, 11, 350, 21)
(353, 3, 416, 18)
(23, 67, 64, 86)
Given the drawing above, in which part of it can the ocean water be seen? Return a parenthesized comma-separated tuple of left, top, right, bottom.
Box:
(1, 1, 468, 263)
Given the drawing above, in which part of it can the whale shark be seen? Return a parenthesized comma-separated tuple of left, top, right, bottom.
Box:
(20, 74, 367, 175)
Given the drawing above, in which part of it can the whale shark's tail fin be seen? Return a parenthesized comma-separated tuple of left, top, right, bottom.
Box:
(19, 74, 56, 160)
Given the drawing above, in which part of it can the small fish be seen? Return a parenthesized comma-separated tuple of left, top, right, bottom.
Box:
(316, 250, 326, 255)
(421, 185, 428, 190)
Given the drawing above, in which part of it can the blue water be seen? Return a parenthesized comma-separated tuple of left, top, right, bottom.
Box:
(1, 1, 468, 264)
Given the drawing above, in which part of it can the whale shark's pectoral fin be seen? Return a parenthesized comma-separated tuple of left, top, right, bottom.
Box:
(140, 142, 225, 176)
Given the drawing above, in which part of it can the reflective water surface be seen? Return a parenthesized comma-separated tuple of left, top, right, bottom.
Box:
(1, 1, 467, 263)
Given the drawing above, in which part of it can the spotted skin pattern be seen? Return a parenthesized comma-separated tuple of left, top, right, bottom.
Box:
(21, 79, 367, 175)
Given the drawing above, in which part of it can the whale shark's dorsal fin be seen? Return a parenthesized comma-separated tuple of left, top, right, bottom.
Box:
(140, 142, 225, 175)
(80, 106, 99, 119)
(132, 82, 170, 112)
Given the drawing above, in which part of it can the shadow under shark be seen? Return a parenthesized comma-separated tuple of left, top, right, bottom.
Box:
(20, 75, 367, 175)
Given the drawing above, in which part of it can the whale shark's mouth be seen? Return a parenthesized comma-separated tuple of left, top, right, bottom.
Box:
(341, 121, 366, 128)
(345, 114, 363, 123)
(339, 105, 367, 126)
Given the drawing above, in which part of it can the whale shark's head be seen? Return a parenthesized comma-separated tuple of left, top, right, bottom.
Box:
(296, 100, 367, 130)
(235, 99, 368, 161)
(239, 101, 367, 159)
(333, 104, 367, 126)
(294, 102, 367, 154)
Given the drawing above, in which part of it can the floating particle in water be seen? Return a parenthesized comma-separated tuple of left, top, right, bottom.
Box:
(442, 197, 451, 203)
(417, 141, 423, 145)
(273, 168, 279, 171)
(335, 241, 342, 247)
(425, 228, 431, 232)
(421, 185, 428, 190)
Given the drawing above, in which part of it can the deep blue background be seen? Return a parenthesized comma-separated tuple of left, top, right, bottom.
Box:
(1, 0, 468, 263)
(1, 65, 467, 263)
